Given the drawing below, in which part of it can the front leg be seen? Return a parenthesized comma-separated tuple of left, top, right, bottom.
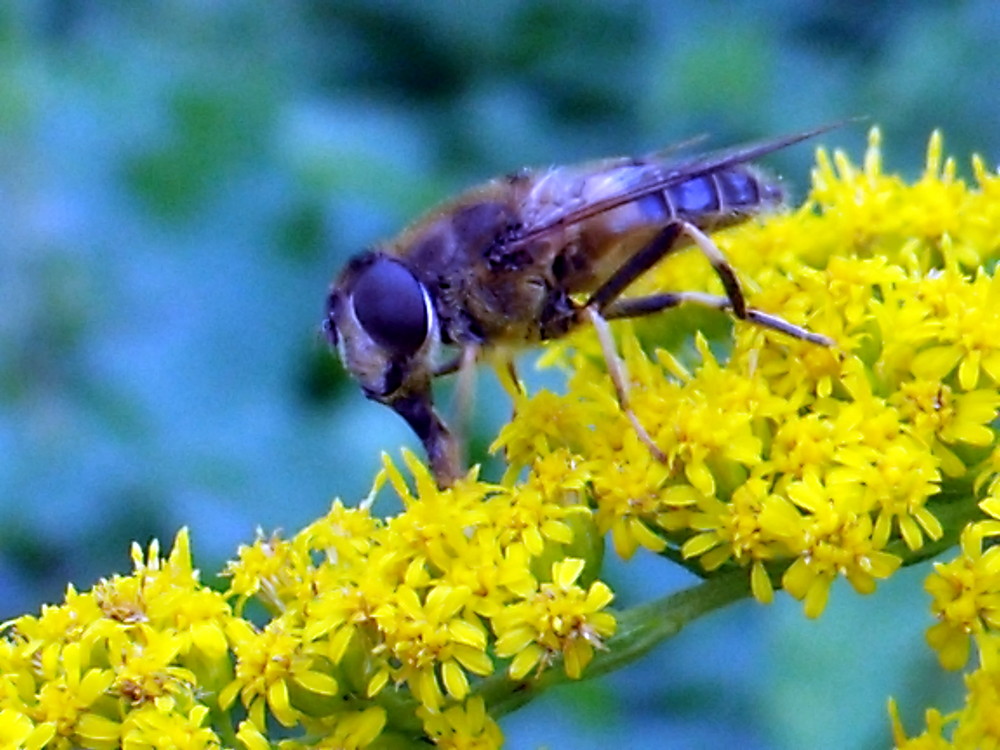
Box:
(429, 346, 524, 483)
(390, 390, 461, 489)
(451, 345, 481, 475)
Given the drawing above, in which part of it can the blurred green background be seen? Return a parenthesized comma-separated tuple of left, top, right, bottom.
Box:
(2, 1, 996, 747)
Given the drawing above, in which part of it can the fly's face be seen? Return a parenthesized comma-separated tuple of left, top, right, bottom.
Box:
(325, 252, 462, 485)
(325, 252, 438, 402)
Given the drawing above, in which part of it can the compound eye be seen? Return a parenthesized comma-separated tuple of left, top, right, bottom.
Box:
(351, 258, 429, 356)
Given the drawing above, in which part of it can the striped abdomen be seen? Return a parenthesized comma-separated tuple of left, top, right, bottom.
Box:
(660, 165, 783, 224)
(532, 161, 785, 294)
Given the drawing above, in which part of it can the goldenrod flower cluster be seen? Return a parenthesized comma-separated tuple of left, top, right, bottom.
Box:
(1, 130, 999, 748)
(0, 460, 611, 748)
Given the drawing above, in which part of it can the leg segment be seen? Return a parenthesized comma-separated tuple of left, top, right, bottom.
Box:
(390, 391, 461, 488)
(677, 223, 746, 318)
(585, 223, 684, 310)
(490, 353, 524, 399)
(451, 345, 481, 471)
(580, 224, 832, 468)
(584, 307, 666, 462)
(604, 291, 834, 346)
(584, 220, 747, 319)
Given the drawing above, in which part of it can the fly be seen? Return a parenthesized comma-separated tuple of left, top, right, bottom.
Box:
(324, 124, 839, 487)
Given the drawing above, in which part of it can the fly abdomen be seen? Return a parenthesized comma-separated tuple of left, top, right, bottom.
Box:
(664, 166, 783, 226)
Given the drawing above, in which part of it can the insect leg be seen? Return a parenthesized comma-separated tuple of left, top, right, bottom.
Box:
(585, 223, 684, 310)
(604, 291, 833, 345)
(434, 354, 463, 377)
(584, 306, 666, 462)
(390, 391, 461, 488)
(584, 220, 745, 319)
(677, 223, 746, 318)
(452, 345, 480, 472)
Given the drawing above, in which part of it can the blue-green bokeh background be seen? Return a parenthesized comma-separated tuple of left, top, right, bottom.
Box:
(2, 2, 997, 747)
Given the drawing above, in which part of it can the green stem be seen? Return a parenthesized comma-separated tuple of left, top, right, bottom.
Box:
(481, 568, 752, 718)
(212, 706, 242, 748)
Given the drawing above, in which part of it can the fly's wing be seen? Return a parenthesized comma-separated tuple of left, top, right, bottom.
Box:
(506, 121, 849, 247)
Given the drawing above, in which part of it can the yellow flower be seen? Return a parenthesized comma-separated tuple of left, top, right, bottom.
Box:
(893, 633, 1000, 748)
(105, 625, 195, 704)
(590, 429, 674, 559)
(490, 389, 593, 472)
(924, 524, 1000, 670)
(831, 435, 942, 551)
(487, 470, 586, 558)
(911, 269, 1000, 391)
(220, 616, 331, 728)
(494, 558, 615, 680)
(0, 708, 53, 750)
(763, 475, 901, 617)
(891, 381, 1000, 478)
(372, 583, 493, 711)
(418, 696, 503, 750)
(23, 641, 117, 748)
(224, 532, 301, 612)
(269, 707, 388, 750)
(119, 697, 219, 750)
(889, 697, 951, 750)
(6, 128, 1000, 747)
(683, 477, 789, 604)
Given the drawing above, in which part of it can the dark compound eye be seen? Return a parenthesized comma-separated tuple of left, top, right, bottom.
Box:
(351, 258, 429, 355)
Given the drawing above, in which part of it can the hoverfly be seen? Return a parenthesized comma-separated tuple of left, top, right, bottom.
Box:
(324, 125, 836, 487)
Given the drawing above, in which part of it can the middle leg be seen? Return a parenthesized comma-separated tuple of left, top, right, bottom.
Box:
(578, 221, 831, 465)
(603, 291, 834, 345)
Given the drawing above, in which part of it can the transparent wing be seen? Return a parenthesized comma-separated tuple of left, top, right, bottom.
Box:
(507, 120, 850, 247)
